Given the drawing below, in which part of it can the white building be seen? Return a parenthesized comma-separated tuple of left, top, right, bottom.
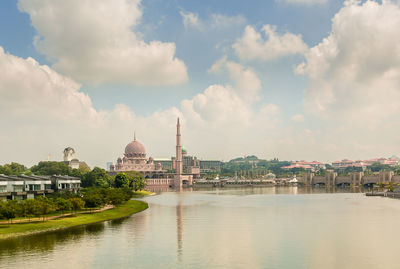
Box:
(0, 174, 81, 201)
(63, 147, 80, 169)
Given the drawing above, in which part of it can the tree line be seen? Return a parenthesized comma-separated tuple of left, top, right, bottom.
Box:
(0, 161, 147, 190)
(0, 187, 133, 223)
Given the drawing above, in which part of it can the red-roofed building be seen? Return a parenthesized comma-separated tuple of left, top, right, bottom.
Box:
(282, 160, 325, 172)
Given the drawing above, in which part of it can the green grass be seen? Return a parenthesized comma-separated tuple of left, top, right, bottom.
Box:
(1, 208, 97, 222)
(0, 200, 148, 240)
(132, 190, 155, 198)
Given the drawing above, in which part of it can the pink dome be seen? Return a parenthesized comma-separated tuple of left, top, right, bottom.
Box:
(125, 140, 146, 157)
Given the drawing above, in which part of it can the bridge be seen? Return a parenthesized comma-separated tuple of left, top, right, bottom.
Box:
(297, 171, 399, 187)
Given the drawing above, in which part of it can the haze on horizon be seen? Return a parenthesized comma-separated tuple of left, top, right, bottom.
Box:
(0, 0, 399, 168)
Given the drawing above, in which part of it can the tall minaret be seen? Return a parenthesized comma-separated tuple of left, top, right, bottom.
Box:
(175, 117, 183, 188)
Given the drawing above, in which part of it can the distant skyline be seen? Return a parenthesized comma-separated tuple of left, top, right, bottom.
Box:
(1, 0, 400, 168)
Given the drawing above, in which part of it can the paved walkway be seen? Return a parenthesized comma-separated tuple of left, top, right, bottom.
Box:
(0, 205, 114, 224)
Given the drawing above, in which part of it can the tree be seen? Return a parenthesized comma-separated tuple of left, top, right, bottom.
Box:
(114, 173, 130, 188)
(125, 171, 146, 191)
(34, 197, 57, 220)
(21, 199, 37, 221)
(121, 187, 133, 201)
(106, 189, 125, 205)
(394, 165, 400, 175)
(369, 162, 392, 172)
(0, 165, 12, 175)
(83, 192, 104, 208)
(30, 161, 72, 176)
(82, 167, 111, 188)
(69, 198, 85, 212)
(0, 162, 27, 175)
(55, 197, 72, 213)
(0, 201, 5, 219)
(1, 201, 17, 223)
(133, 176, 147, 191)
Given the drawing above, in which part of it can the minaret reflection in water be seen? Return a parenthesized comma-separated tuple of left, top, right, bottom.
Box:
(176, 193, 183, 262)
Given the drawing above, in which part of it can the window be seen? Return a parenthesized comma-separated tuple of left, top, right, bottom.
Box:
(13, 185, 23, 192)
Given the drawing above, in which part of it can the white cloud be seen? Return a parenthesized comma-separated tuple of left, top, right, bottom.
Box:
(292, 114, 305, 122)
(209, 57, 261, 101)
(296, 0, 400, 160)
(233, 25, 308, 61)
(0, 47, 282, 167)
(298, 0, 400, 121)
(180, 10, 201, 29)
(179, 11, 246, 31)
(17, 0, 188, 86)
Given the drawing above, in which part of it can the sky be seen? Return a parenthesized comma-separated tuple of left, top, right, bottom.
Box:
(1, 0, 400, 168)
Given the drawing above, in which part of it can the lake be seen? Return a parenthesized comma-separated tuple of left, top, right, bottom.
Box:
(1, 187, 400, 269)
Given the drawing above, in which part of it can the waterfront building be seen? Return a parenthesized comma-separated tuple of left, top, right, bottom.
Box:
(109, 132, 165, 178)
(109, 119, 218, 187)
(0, 174, 80, 200)
(281, 160, 325, 172)
(51, 175, 81, 192)
(155, 156, 220, 174)
(331, 157, 399, 170)
(199, 160, 221, 172)
(152, 158, 173, 170)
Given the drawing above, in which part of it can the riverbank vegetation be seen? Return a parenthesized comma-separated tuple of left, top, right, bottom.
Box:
(217, 156, 400, 179)
(0, 199, 148, 240)
(0, 162, 147, 190)
(0, 188, 134, 223)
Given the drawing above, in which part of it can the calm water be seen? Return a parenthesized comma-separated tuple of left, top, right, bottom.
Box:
(1, 187, 400, 269)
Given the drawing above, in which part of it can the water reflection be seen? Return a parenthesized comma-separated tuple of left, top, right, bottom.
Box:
(176, 196, 183, 262)
(0, 222, 105, 259)
(191, 185, 363, 195)
(1, 187, 399, 269)
(0, 216, 134, 262)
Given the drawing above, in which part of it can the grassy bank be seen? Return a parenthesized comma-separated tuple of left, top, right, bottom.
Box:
(0, 200, 148, 240)
(132, 190, 155, 198)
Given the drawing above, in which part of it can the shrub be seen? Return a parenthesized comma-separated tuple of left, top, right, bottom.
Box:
(69, 198, 85, 212)
(55, 197, 72, 213)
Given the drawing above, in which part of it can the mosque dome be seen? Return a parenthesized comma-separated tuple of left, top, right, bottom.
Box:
(181, 146, 187, 154)
(124, 132, 146, 158)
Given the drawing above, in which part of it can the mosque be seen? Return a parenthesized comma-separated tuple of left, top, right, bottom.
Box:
(109, 132, 165, 179)
(109, 118, 202, 188)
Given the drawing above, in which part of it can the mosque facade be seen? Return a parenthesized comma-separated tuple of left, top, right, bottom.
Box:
(109, 132, 165, 179)
(108, 118, 219, 187)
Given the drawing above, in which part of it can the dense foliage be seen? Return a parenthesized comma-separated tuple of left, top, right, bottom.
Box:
(220, 158, 291, 177)
(114, 172, 147, 191)
(0, 162, 28, 175)
(81, 167, 112, 187)
(0, 187, 133, 222)
(31, 161, 73, 176)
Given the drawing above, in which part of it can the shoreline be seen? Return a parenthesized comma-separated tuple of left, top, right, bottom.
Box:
(0, 199, 148, 240)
